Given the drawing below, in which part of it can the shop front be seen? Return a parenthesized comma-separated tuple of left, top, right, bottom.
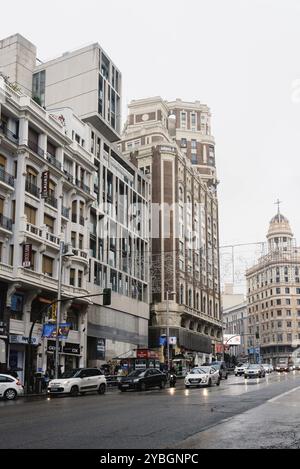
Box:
(46, 340, 81, 377)
(9, 334, 40, 385)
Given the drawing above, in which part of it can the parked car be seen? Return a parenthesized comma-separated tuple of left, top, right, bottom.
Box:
(210, 361, 229, 379)
(244, 364, 265, 379)
(185, 366, 220, 388)
(234, 363, 249, 376)
(0, 374, 24, 400)
(261, 363, 273, 374)
(47, 368, 106, 396)
(118, 369, 167, 392)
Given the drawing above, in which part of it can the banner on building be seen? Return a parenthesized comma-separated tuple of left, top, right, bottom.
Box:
(96, 338, 106, 360)
(41, 171, 50, 198)
(223, 334, 241, 345)
(42, 323, 71, 339)
(22, 244, 32, 268)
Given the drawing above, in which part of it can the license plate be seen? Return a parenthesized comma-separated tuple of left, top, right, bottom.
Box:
(51, 388, 60, 391)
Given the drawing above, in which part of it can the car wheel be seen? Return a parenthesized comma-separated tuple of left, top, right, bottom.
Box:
(244, 376, 248, 379)
(140, 382, 146, 392)
(225, 374, 228, 380)
(70, 386, 79, 397)
(235, 374, 237, 377)
(4, 388, 17, 400)
(208, 379, 212, 387)
(120, 388, 127, 392)
(216, 379, 221, 386)
(160, 380, 166, 389)
(185, 385, 190, 389)
(98, 383, 106, 395)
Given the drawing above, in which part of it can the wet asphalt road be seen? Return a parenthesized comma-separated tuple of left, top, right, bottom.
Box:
(1, 372, 300, 449)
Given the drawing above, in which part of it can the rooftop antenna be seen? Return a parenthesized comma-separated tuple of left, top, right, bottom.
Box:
(275, 198, 282, 217)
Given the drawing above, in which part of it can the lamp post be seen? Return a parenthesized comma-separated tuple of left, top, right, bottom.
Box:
(166, 290, 176, 372)
(54, 241, 74, 379)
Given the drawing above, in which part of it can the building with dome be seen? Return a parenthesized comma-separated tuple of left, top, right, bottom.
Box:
(246, 205, 300, 365)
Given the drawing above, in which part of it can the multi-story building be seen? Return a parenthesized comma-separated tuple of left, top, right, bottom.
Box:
(246, 209, 300, 365)
(222, 285, 248, 360)
(0, 33, 150, 379)
(0, 75, 93, 383)
(121, 97, 222, 364)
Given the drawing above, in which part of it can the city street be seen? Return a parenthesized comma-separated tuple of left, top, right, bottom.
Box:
(1, 372, 300, 449)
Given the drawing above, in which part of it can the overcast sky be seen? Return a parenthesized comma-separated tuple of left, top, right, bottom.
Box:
(2, 0, 300, 290)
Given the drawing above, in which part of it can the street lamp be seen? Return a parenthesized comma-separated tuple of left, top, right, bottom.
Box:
(166, 290, 176, 372)
(54, 241, 74, 379)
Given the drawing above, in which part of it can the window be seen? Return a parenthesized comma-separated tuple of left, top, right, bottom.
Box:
(191, 113, 197, 130)
(25, 204, 37, 225)
(79, 234, 83, 250)
(180, 138, 187, 148)
(10, 293, 24, 320)
(191, 139, 197, 150)
(286, 299, 291, 305)
(66, 308, 79, 330)
(78, 271, 83, 288)
(44, 214, 55, 233)
(0, 154, 6, 169)
(70, 269, 75, 286)
(42, 255, 53, 277)
(180, 112, 187, 129)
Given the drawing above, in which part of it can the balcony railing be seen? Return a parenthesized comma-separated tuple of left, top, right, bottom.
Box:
(0, 168, 15, 188)
(72, 249, 88, 260)
(46, 152, 62, 171)
(0, 214, 13, 231)
(63, 169, 74, 183)
(46, 232, 60, 245)
(28, 139, 45, 157)
(62, 206, 70, 219)
(0, 122, 19, 144)
(76, 179, 90, 194)
(25, 179, 40, 198)
(26, 223, 43, 237)
(45, 195, 58, 209)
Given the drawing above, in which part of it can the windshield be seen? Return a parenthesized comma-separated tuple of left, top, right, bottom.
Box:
(127, 370, 146, 377)
(248, 365, 260, 369)
(60, 369, 81, 379)
(190, 368, 210, 375)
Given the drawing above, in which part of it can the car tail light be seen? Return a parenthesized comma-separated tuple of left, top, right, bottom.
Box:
(16, 380, 22, 386)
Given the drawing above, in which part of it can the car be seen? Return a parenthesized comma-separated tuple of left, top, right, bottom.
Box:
(210, 361, 229, 380)
(244, 364, 265, 379)
(275, 361, 290, 372)
(0, 374, 24, 400)
(185, 366, 221, 388)
(118, 368, 167, 392)
(261, 363, 273, 374)
(47, 368, 107, 396)
(234, 363, 249, 376)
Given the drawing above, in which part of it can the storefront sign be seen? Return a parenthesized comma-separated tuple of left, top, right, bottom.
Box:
(47, 341, 80, 355)
(41, 170, 49, 198)
(96, 338, 106, 360)
(22, 244, 32, 268)
(9, 334, 39, 345)
(223, 334, 241, 345)
(136, 349, 159, 359)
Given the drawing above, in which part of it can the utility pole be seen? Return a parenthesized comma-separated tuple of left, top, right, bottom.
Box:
(54, 241, 64, 380)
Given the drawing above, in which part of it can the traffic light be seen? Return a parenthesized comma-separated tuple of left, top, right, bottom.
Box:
(103, 288, 111, 306)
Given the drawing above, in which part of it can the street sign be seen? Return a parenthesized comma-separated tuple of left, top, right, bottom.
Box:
(22, 244, 32, 268)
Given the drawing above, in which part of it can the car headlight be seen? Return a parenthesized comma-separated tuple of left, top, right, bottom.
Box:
(202, 377, 208, 382)
(63, 381, 71, 385)
(133, 379, 140, 383)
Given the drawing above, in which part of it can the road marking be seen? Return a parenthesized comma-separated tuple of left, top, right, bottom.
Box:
(267, 385, 300, 403)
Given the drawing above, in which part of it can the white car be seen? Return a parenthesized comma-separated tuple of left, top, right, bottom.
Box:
(47, 368, 107, 396)
(234, 363, 249, 376)
(261, 363, 273, 374)
(0, 374, 24, 400)
(185, 366, 220, 388)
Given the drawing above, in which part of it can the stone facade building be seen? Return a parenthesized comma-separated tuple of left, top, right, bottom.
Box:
(246, 209, 300, 365)
(122, 97, 222, 364)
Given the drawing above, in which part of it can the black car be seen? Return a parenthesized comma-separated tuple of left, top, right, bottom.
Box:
(118, 368, 167, 392)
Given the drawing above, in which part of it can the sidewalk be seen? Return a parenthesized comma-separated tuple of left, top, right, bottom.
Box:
(174, 385, 300, 449)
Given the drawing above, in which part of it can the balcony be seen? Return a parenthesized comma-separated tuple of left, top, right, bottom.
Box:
(72, 249, 88, 264)
(25, 180, 40, 198)
(28, 139, 44, 158)
(45, 232, 60, 245)
(0, 122, 19, 144)
(0, 214, 13, 231)
(62, 206, 70, 219)
(76, 179, 91, 195)
(45, 195, 58, 209)
(0, 168, 15, 188)
(46, 152, 62, 171)
(63, 169, 74, 184)
(26, 223, 43, 238)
